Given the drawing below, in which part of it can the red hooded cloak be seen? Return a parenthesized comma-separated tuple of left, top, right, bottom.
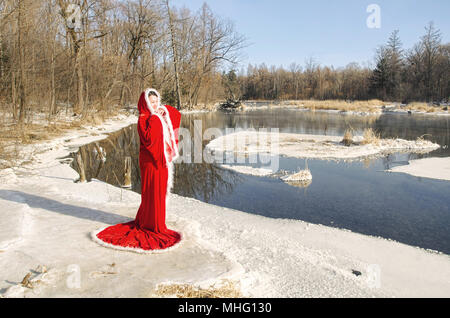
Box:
(92, 89, 182, 253)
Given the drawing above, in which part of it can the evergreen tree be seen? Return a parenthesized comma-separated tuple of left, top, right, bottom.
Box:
(370, 46, 391, 100)
(386, 30, 404, 100)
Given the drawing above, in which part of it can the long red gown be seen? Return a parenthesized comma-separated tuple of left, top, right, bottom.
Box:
(92, 91, 182, 253)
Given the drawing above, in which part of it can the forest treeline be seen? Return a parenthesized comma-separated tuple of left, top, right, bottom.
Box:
(236, 26, 449, 104)
(0, 0, 449, 124)
(0, 0, 246, 122)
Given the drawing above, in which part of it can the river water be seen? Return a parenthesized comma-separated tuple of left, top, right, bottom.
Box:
(71, 105, 450, 254)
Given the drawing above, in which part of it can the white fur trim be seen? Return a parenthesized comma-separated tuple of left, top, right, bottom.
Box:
(144, 88, 160, 114)
(153, 105, 179, 165)
(90, 226, 184, 254)
(161, 104, 180, 162)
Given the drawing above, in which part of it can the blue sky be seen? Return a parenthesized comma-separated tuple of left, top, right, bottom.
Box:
(172, 0, 450, 70)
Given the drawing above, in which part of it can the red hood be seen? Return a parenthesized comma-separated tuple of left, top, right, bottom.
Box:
(137, 91, 151, 115)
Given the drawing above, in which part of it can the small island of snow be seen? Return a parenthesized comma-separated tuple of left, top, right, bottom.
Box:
(206, 131, 440, 161)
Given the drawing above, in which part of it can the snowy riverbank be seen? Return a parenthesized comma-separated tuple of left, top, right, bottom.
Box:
(388, 157, 450, 181)
(241, 101, 450, 117)
(0, 114, 449, 297)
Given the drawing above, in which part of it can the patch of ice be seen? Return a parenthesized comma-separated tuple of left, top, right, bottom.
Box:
(220, 164, 274, 176)
(388, 157, 450, 181)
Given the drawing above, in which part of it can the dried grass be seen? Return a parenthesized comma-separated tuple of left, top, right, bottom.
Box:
(0, 145, 18, 169)
(416, 134, 433, 144)
(405, 102, 437, 113)
(283, 137, 300, 143)
(154, 279, 242, 298)
(361, 128, 381, 146)
(341, 129, 354, 146)
(288, 99, 387, 113)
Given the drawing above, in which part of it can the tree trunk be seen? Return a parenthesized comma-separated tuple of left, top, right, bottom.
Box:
(11, 71, 17, 120)
(165, 0, 182, 110)
(57, 0, 84, 114)
(75, 54, 84, 113)
(76, 152, 86, 183)
(17, 0, 26, 124)
(0, 32, 3, 80)
(50, 37, 56, 116)
(123, 156, 132, 188)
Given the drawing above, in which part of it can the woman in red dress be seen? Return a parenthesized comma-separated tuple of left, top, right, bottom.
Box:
(92, 88, 182, 253)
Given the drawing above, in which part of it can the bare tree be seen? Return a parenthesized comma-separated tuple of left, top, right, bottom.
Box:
(17, 0, 28, 123)
(189, 3, 245, 106)
(164, 0, 182, 109)
(118, 0, 160, 105)
(57, 0, 107, 114)
(421, 22, 442, 101)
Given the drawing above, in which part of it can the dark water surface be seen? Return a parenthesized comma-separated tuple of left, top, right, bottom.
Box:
(72, 107, 450, 254)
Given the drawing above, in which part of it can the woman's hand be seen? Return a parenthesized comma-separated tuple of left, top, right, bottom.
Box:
(156, 108, 166, 117)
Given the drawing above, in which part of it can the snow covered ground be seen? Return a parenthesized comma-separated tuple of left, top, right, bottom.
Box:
(1, 114, 449, 298)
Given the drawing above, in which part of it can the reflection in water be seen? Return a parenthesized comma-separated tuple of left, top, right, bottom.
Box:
(173, 163, 243, 203)
(70, 125, 141, 192)
(71, 123, 243, 201)
(284, 179, 312, 188)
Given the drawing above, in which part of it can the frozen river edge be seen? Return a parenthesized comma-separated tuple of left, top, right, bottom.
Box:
(0, 113, 449, 298)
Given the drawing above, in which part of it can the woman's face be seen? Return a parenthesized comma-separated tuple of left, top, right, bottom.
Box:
(148, 95, 158, 112)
